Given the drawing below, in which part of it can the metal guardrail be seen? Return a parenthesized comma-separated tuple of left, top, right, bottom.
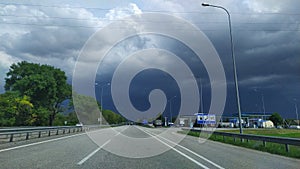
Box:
(0, 126, 84, 143)
(183, 128, 300, 152)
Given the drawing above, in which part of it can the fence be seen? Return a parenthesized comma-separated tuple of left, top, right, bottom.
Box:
(0, 126, 84, 143)
(183, 128, 300, 152)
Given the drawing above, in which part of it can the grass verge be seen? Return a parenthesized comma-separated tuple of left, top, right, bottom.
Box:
(219, 129, 300, 138)
(178, 130, 300, 159)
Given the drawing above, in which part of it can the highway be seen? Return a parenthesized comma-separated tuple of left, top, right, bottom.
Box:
(0, 125, 299, 169)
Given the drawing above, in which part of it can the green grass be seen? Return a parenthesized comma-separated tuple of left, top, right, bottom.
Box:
(219, 129, 300, 138)
(178, 130, 300, 159)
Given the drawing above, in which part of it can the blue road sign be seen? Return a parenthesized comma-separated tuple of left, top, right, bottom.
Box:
(197, 113, 216, 124)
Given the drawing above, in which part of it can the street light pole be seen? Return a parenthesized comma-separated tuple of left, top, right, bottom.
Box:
(254, 88, 266, 120)
(261, 93, 266, 120)
(294, 100, 299, 126)
(168, 96, 176, 123)
(202, 3, 243, 133)
(98, 82, 110, 126)
(199, 78, 204, 113)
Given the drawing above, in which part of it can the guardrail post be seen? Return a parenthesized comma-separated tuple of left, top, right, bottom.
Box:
(56, 129, 59, 135)
(233, 137, 236, 142)
(63, 129, 65, 134)
(285, 144, 289, 152)
(38, 131, 41, 138)
(26, 132, 29, 140)
(48, 130, 51, 136)
(263, 141, 266, 147)
(10, 134, 14, 142)
(69, 128, 71, 133)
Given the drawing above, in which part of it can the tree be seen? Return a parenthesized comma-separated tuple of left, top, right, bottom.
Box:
(14, 95, 34, 126)
(102, 109, 126, 124)
(0, 92, 18, 126)
(53, 112, 79, 126)
(71, 93, 126, 125)
(72, 93, 100, 125)
(0, 91, 34, 126)
(5, 61, 71, 126)
(269, 112, 283, 127)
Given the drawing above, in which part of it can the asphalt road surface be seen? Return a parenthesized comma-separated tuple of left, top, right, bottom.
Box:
(0, 125, 299, 169)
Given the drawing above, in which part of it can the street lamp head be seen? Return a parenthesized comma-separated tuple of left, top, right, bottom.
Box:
(202, 3, 210, 7)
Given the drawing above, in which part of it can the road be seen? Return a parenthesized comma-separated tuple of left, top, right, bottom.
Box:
(0, 125, 299, 169)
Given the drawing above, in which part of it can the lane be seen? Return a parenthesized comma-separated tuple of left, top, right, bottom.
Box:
(177, 134, 300, 169)
(0, 125, 299, 169)
(137, 127, 224, 169)
(0, 132, 86, 153)
(77, 125, 203, 169)
(0, 131, 96, 169)
(136, 126, 214, 169)
(77, 139, 111, 165)
(0, 126, 125, 169)
(140, 126, 300, 169)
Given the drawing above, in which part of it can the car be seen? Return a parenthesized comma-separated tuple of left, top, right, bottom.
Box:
(168, 122, 174, 127)
(76, 123, 83, 127)
(154, 120, 162, 127)
(289, 125, 300, 129)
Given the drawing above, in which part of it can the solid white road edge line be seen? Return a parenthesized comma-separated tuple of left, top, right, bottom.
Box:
(0, 127, 110, 153)
(164, 131, 225, 169)
(0, 132, 86, 153)
(136, 126, 210, 169)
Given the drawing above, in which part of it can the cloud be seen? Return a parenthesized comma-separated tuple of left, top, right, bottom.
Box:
(0, 1, 299, 117)
(0, 51, 21, 89)
(105, 3, 142, 20)
(0, 5, 103, 59)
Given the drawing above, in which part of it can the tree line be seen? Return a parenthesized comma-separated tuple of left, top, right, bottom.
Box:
(0, 61, 125, 126)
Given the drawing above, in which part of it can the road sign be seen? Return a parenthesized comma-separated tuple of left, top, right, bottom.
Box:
(197, 113, 216, 124)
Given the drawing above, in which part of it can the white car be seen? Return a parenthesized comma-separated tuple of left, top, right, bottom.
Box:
(289, 125, 300, 129)
(76, 123, 83, 127)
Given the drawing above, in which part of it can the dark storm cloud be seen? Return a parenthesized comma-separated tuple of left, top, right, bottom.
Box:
(0, 0, 299, 118)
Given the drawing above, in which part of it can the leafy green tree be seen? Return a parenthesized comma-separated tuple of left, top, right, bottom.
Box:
(102, 109, 126, 124)
(53, 113, 67, 126)
(14, 95, 34, 126)
(0, 92, 18, 126)
(71, 92, 126, 125)
(66, 112, 79, 125)
(31, 107, 49, 126)
(53, 112, 79, 126)
(0, 91, 34, 126)
(5, 61, 71, 126)
(269, 112, 283, 127)
(72, 93, 100, 125)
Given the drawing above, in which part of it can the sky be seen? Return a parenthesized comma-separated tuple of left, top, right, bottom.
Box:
(0, 0, 299, 119)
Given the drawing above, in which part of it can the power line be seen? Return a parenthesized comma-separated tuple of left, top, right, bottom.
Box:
(0, 3, 299, 32)
(0, 21, 299, 32)
(1, 13, 298, 26)
(1, 2, 300, 16)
